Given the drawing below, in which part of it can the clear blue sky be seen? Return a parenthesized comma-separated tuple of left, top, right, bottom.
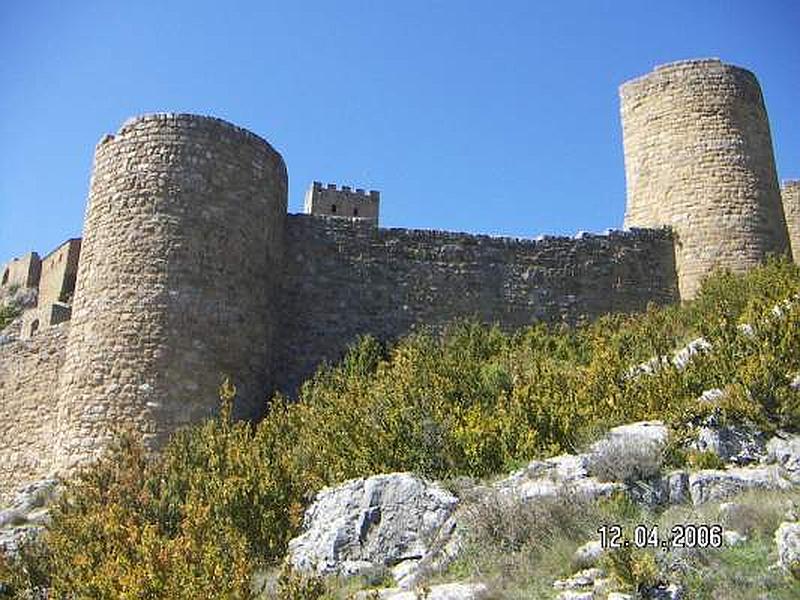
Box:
(1, 1, 798, 261)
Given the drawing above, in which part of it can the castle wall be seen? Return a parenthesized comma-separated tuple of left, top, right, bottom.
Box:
(783, 181, 800, 262)
(275, 215, 679, 394)
(621, 59, 789, 299)
(1, 252, 41, 290)
(53, 114, 287, 472)
(0, 324, 68, 504)
(38, 239, 81, 307)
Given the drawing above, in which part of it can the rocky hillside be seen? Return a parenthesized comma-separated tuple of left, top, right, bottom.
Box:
(1, 259, 799, 598)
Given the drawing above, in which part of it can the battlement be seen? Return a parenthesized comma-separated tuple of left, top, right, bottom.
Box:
(303, 181, 380, 224)
(654, 57, 723, 71)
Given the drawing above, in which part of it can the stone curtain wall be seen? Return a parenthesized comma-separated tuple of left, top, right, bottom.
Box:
(53, 114, 288, 473)
(274, 216, 678, 395)
(621, 59, 789, 299)
(783, 181, 800, 262)
(0, 325, 68, 504)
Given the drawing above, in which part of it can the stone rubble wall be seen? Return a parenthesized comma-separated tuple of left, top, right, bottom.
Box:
(0, 324, 68, 505)
(621, 59, 789, 299)
(275, 216, 679, 394)
(783, 180, 800, 262)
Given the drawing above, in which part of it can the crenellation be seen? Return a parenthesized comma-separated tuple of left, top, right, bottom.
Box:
(304, 181, 380, 223)
(0, 58, 795, 500)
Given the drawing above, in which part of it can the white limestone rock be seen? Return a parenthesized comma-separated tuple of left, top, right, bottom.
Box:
(775, 521, 800, 573)
(667, 470, 690, 504)
(595, 420, 669, 448)
(689, 465, 792, 505)
(692, 422, 766, 465)
(722, 529, 747, 547)
(763, 433, 800, 477)
(495, 453, 623, 502)
(555, 592, 594, 600)
(355, 582, 488, 600)
(572, 539, 605, 569)
(287, 473, 458, 578)
(553, 567, 604, 591)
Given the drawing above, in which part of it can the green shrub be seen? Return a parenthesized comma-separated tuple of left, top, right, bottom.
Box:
(273, 563, 327, 600)
(7, 260, 799, 596)
(0, 305, 19, 331)
(601, 545, 660, 593)
(687, 449, 727, 470)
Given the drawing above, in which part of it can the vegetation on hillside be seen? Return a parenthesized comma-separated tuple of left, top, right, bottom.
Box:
(0, 304, 19, 331)
(1, 259, 799, 597)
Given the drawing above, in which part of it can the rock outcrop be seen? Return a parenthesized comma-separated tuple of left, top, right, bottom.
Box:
(287, 473, 458, 581)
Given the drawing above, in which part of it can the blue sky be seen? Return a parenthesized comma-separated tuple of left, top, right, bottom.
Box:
(1, 1, 798, 261)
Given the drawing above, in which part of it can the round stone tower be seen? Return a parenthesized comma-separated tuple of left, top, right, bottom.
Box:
(620, 59, 789, 299)
(782, 180, 800, 262)
(54, 114, 287, 470)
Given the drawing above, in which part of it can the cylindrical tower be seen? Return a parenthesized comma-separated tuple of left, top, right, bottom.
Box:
(782, 180, 800, 262)
(620, 59, 789, 299)
(55, 114, 287, 470)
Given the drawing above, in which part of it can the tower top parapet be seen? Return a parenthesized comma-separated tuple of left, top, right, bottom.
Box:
(303, 181, 380, 224)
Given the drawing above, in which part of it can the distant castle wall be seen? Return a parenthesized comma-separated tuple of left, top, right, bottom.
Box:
(37, 239, 81, 307)
(783, 180, 800, 262)
(0, 324, 68, 504)
(275, 216, 678, 394)
(1, 252, 40, 290)
(19, 239, 81, 339)
(621, 59, 789, 299)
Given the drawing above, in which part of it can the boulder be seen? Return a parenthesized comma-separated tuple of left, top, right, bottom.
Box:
(692, 423, 766, 465)
(689, 390, 766, 465)
(0, 525, 44, 557)
(763, 433, 800, 477)
(355, 582, 488, 599)
(790, 374, 800, 391)
(572, 540, 605, 569)
(587, 422, 668, 502)
(595, 421, 669, 448)
(672, 337, 712, 370)
(626, 337, 711, 378)
(287, 473, 458, 579)
(553, 567, 604, 591)
(647, 583, 683, 599)
(495, 454, 623, 502)
(775, 521, 800, 573)
(4, 478, 59, 515)
(0, 477, 59, 558)
(667, 470, 690, 504)
(722, 530, 747, 547)
(555, 592, 593, 600)
(689, 465, 792, 505)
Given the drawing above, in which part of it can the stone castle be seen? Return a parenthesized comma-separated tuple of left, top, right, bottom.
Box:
(0, 58, 797, 502)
